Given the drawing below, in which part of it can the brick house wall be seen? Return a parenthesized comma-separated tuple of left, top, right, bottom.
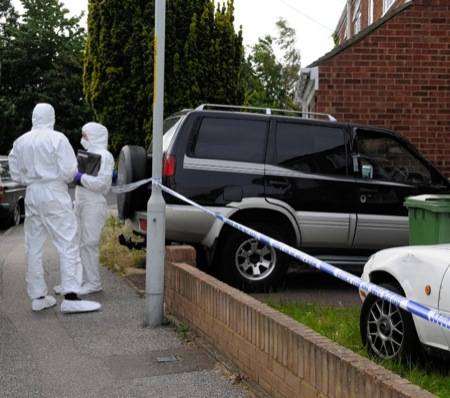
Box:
(306, 0, 450, 176)
(336, 0, 410, 45)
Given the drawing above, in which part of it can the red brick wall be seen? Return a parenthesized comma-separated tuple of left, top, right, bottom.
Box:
(164, 250, 434, 398)
(316, 0, 450, 175)
(374, 0, 384, 20)
(337, 1, 412, 45)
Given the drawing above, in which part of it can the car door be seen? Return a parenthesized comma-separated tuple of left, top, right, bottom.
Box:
(179, 113, 269, 206)
(266, 119, 355, 249)
(438, 265, 450, 349)
(353, 128, 449, 250)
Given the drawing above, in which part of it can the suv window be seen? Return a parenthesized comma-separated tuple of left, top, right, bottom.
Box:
(192, 117, 268, 163)
(163, 117, 183, 151)
(357, 130, 433, 185)
(275, 122, 347, 176)
(163, 115, 185, 134)
(0, 161, 10, 181)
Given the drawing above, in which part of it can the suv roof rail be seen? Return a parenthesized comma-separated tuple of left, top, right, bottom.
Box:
(195, 104, 337, 122)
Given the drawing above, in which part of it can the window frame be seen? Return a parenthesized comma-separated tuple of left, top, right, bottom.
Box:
(368, 0, 374, 25)
(383, 0, 395, 15)
(188, 114, 270, 164)
(353, 0, 362, 35)
(271, 119, 351, 177)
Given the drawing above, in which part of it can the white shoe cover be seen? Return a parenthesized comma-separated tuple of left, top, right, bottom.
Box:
(32, 296, 57, 312)
(53, 285, 62, 295)
(60, 299, 101, 314)
(78, 283, 102, 296)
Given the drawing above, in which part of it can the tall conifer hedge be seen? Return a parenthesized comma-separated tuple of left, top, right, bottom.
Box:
(84, 0, 244, 154)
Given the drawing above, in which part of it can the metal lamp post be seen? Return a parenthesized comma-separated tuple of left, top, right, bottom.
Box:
(144, 0, 166, 327)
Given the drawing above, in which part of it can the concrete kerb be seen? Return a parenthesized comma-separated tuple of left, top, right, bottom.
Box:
(163, 245, 435, 398)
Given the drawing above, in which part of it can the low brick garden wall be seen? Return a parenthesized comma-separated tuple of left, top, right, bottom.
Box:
(164, 246, 434, 398)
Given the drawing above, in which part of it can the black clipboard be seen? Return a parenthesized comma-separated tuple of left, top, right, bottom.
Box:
(77, 150, 101, 177)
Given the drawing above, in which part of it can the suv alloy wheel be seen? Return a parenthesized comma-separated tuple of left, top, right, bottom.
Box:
(218, 220, 290, 292)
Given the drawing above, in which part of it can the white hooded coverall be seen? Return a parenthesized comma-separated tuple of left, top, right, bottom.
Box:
(8, 103, 81, 299)
(75, 122, 114, 291)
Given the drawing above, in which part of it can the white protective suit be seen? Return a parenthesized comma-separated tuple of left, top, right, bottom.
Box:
(75, 122, 114, 293)
(8, 104, 81, 299)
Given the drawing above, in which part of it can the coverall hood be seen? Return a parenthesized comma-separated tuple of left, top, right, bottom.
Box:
(32, 103, 55, 130)
(82, 122, 108, 151)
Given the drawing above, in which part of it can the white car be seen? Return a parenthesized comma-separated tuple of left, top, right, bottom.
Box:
(359, 244, 450, 361)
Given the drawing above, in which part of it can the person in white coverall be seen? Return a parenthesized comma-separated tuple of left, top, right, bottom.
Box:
(73, 122, 114, 295)
(8, 103, 101, 313)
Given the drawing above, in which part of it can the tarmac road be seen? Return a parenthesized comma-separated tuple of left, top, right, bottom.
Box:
(253, 268, 361, 308)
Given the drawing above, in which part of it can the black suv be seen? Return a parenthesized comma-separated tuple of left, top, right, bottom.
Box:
(117, 104, 450, 291)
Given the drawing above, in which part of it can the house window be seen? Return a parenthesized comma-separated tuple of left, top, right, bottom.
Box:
(383, 0, 395, 15)
(353, 0, 361, 35)
(368, 0, 374, 25)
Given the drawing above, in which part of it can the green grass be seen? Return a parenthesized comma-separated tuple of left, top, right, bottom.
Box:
(176, 322, 190, 342)
(100, 216, 146, 275)
(270, 301, 450, 397)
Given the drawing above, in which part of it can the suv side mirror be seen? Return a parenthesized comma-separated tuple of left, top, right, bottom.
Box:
(353, 154, 374, 179)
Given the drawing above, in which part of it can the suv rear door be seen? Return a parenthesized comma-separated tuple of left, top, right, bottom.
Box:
(353, 128, 449, 249)
(266, 119, 355, 249)
(179, 112, 270, 206)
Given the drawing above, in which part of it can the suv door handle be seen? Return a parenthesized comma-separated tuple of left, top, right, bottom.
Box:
(360, 193, 375, 203)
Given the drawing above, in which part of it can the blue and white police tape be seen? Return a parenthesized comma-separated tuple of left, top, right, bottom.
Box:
(112, 179, 450, 331)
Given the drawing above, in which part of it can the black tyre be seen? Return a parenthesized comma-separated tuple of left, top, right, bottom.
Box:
(360, 282, 421, 362)
(193, 244, 210, 272)
(7, 202, 22, 227)
(218, 221, 290, 292)
(117, 145, 148, 220)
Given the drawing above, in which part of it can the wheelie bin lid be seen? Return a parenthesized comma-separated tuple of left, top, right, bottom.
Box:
(405, 195, 450, 213)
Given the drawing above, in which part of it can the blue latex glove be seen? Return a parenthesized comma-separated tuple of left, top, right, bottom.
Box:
(112, 170, 118, 185)
(74, 171, 84, 186)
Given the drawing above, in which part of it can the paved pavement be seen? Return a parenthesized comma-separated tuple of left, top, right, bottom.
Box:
(0, 226, 249, 398)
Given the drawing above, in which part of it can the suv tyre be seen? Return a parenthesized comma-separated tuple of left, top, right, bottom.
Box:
(218, 221, 290, 292)
(117, 145, 147, 220)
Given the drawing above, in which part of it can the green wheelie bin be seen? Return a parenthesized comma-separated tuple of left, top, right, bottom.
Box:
(404, 195, 450, 245)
